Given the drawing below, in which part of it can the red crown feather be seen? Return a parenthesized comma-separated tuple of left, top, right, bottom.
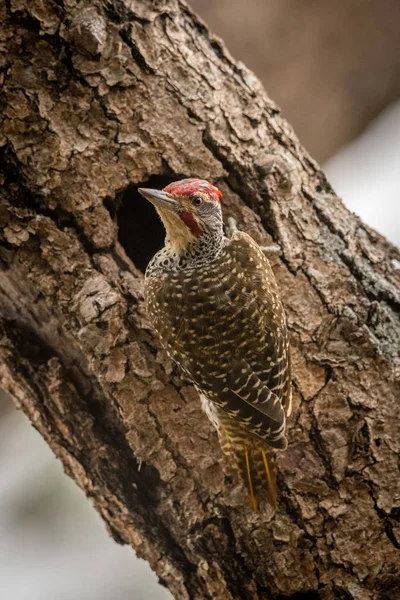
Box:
(163, 178, 222, 203)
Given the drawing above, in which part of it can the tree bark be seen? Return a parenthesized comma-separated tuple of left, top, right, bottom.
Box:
(190, 0, 400, 162)
(1, 2, 399, 599)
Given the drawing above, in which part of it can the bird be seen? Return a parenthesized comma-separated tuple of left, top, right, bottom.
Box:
(139, 178, 291, 510)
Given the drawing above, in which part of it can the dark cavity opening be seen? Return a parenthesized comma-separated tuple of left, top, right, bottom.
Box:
(113, 175, 177, 273)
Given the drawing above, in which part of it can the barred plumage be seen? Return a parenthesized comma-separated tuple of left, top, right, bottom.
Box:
(140, 179, 291, 510)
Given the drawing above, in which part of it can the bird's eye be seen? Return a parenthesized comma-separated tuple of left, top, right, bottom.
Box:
(191, 195, 203, 207)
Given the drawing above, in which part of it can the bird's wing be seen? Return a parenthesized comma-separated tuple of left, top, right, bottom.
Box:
(215, 359, 287, 449)
(202, 230, 290, 448)
(228, 231, 292, 417)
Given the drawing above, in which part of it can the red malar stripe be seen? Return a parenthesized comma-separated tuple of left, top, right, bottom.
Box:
(179, 211, 202, 237)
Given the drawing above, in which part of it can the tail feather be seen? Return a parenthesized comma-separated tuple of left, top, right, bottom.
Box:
(217, 410, 279, 510)
(236, 446, 277, 511)
(244, 449, 258, 511)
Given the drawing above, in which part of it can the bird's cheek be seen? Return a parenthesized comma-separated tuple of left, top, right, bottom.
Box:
(179, 211, 202, 238)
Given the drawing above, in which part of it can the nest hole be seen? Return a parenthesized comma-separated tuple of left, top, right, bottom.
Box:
(112, 175, 177, 273)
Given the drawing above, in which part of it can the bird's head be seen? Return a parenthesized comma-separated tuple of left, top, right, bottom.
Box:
(139, 178, 223, 255)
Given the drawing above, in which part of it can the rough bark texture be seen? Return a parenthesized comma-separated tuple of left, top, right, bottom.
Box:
(0, 2, 400, 599)
(191, 0, 400, 162)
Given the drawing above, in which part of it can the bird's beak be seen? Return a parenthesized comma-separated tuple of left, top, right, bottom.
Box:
(138, 188, 180, 212)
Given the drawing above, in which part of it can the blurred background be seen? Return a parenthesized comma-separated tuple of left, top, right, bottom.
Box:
(1, 1, 399, 598)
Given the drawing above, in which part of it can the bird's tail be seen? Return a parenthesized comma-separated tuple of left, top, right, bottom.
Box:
(218, 418, 278, 511)
(235, 445, 277, 511)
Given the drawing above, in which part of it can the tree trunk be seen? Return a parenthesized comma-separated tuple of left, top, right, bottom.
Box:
(0, 2, 399, 599)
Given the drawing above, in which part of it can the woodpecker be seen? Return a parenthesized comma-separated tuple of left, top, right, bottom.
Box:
(139, 179, 291, 510)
